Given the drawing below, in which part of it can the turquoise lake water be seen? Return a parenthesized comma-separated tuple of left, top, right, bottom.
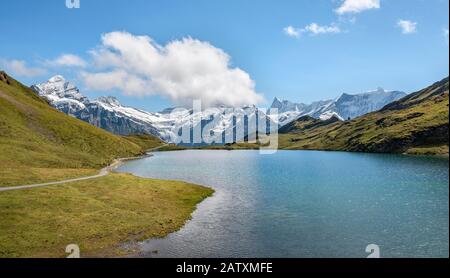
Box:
(116, 150, 449, 258)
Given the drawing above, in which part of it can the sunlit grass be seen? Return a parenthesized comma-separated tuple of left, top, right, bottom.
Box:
(0, 173, 214, 258)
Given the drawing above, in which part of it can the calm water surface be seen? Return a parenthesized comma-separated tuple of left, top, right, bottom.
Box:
(116, 150, 449, 258)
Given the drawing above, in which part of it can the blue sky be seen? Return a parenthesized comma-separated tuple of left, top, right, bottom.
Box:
(0, 0, 448, 111)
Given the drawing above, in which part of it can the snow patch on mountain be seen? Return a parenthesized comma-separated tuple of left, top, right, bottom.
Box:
(319, 111, 344, 121)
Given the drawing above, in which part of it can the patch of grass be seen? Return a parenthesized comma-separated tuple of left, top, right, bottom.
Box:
(405, 145, 449, 156)
(0, 167, 98, 187)
(157, 144, 188, 152)
(0, 173, 214, 258)
(122, 134, 165, 150)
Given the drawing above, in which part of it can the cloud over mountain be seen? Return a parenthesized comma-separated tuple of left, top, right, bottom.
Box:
(0, 59, 47, 77)
(81, 31, 264, 108)
(47, 54, 87, 67)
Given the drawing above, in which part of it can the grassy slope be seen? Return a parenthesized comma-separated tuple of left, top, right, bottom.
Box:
(277, 77, 449, 154)
(0, 173, 214, 258)
(0, 71, 163, 186)
(0, 72, 214, 258)
(121, 134, 165, 150)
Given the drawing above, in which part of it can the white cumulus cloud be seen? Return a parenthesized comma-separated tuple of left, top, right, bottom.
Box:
(81, 70, 154, 96)
(302, 23, 341, 35)
(283, 26, 300, 38)
(283, 23, 341, 38)
(0, 59, 47, 77)
(81, 31, 264, 107)
(335, 0, 380, 15)
(397, 20, 417, 34)
(47, 54, 87, 67)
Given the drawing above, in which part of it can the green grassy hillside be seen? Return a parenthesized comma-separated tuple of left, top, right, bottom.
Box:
(278, 77, 449, 155)
(0, 71, 163, 185)
(0, 72, 214, 258)
(278, 115, 341, 134)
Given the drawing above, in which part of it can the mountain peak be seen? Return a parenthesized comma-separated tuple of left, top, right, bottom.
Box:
(375, 87, 385, 93)
(96, 96, 121, 106)
(338, 87, 400, 101)
(31, 75, 88, 105)
(270, 97, 283, 107)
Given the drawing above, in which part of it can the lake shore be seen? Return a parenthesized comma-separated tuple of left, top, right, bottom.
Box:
(0, 172, 214, 258)
(0, 146, 215, 258)
(158, 142, 449, 157)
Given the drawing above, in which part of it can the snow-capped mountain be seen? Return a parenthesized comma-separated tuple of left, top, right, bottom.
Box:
(331, 88, 407, 119)
(31, 76, 275, 144)
(268, 88, 406, 126)
(31, 76, 165, 138)
(166, 105, 274, 145)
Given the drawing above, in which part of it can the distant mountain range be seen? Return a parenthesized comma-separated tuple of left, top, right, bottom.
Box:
(268, 88, 406, 126)
(32, 75, 406, 144)
(31, 76, 274, 144)
(276, 77, 449, 155)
